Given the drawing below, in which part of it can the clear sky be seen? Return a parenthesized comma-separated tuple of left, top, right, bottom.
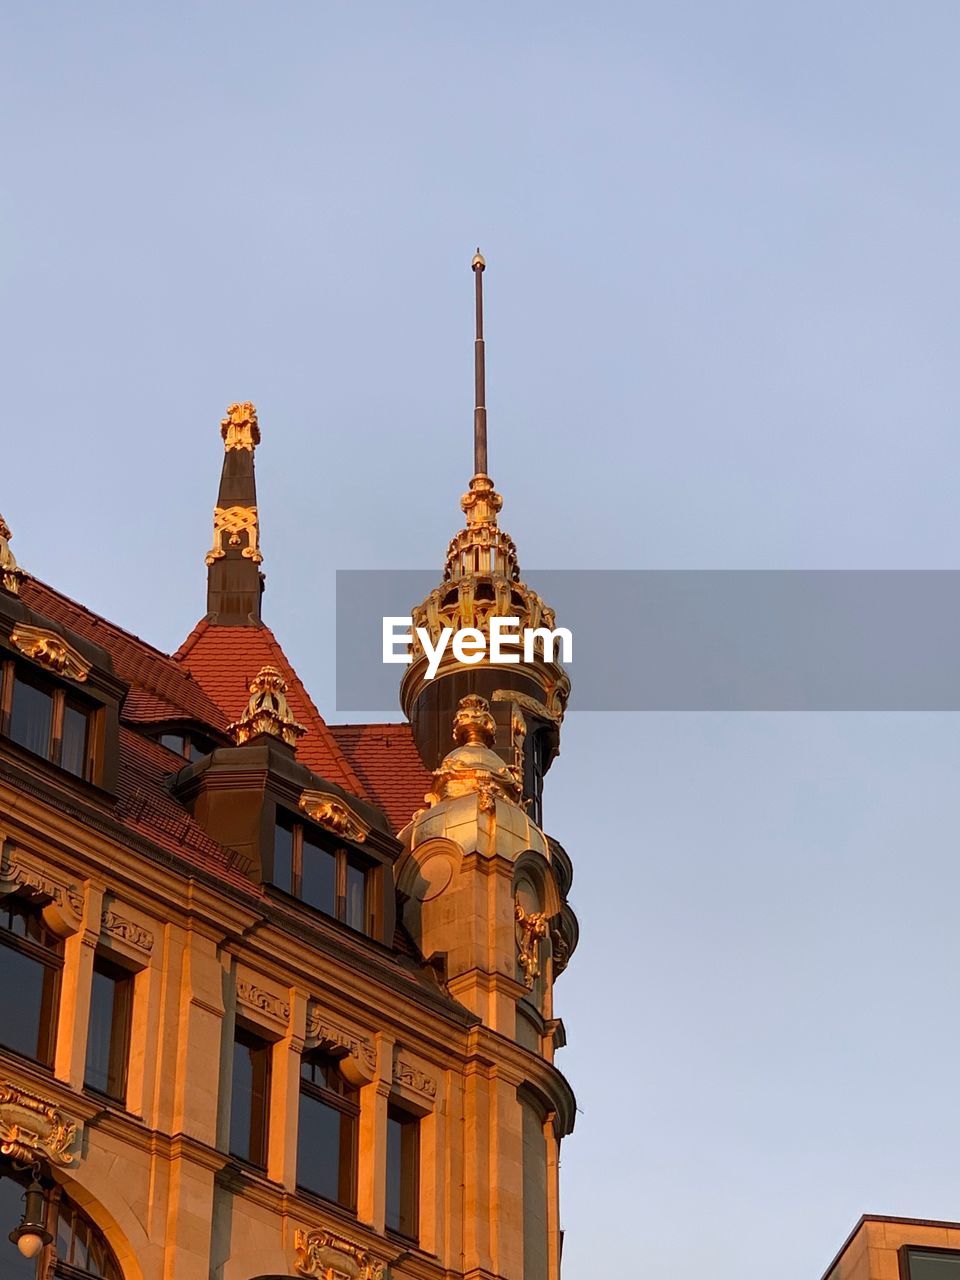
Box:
(4, 4, 960, 1277)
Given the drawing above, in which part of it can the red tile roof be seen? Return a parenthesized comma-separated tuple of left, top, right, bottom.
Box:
(330, 723, 431, 835)
(21, 579, 428, 840)
(5, 576, 447, 986)
(21, 580, 228, 732)
(115, 726, 255, 889)
(174, 619, 366, 796)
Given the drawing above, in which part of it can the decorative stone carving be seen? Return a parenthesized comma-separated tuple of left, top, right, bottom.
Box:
(10, 625, 90, 682)
(205, 505, 263, 566)
(515, 901, 549, 989)
(492, 688, 563, 724)
(0, 1079, 78, 1168)
(0, 513, 25, 597)
(220, 401, 260, 452)
(305, 1004, 376, 1081)
(299, 791, 369, 844)
(550, 922, 571, 976)
(237, 976, 290, 1025)
(294, 1227, 385, 1280)
(101, 909, 154, 955)
(229, 665, 305, 747)
(393, 1058, 437, 1101)
(0, 848, 82, 937)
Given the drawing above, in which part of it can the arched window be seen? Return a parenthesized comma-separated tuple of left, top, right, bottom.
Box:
(0, 1172, 123, 1280)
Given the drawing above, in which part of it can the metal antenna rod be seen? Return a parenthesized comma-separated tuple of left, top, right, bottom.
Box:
(471, 248, 487, 476)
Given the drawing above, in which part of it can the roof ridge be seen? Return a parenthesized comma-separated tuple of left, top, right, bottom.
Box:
(257, 625, 368, 799)
(173, 616, 210, 662)
(24, 579, 228, 729)
(25, 577, 178, 662)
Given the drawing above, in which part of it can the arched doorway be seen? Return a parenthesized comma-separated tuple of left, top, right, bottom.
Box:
(0, 1170, 123, 1279)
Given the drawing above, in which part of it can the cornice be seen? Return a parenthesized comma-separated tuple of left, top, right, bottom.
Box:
(0, 767, 478, 1038)
(468, 1024, 577, 1137)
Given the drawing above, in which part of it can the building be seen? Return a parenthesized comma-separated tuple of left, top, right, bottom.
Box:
(0, 257, 578, 1280)
(822, 1217, 960, 1280)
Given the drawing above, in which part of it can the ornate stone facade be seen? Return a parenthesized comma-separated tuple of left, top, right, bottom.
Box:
(0, 263, 577, 1280)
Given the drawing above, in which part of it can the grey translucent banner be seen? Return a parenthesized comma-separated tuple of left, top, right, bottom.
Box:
(335, 570, 960, 711)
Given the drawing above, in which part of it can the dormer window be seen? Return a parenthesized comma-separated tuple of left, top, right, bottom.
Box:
(2, 664, 96, 781)
(155, 729, 217, 763)
(273, 811, 375, 935)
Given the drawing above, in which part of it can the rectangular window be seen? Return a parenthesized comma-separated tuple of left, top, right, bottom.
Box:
(297, 1054, 358, 1209)
(301, 830, 336, 916)
(0, 899, 62, 1066)
(272, 812, 374, 935)
(9, 676, 54, 758)
(3, 666, 95, 780)
(61, 697, 90, 777)
(156, 730, 216, 762)
(84, 954, 133, 1102)
(273, 813, 295, 893)
(386, 1104, 420, 1240)
(902, 1249, 960, 1279)
(344, 858, 366, 932)
(229, 1027, 271, 1168)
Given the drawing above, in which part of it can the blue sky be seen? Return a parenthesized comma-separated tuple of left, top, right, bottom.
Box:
(4, 4, 960, 1276)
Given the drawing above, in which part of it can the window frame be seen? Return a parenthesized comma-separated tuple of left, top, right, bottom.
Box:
(273, 812, 377, 936)
(229, 1023, 272, 1170)
(0, 660, 98, 782)
(296, 1050, 359, 1210)
(0, 896, 63, 1068)
(83, 952, 134, 1105)
(385, 1101, 421, 1242)
(155, 729, 217, 763)
(899, 1245, 960, 1279)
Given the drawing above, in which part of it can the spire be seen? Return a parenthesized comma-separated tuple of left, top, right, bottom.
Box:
(205, 402, 264, 625)
(472, 249, 487, 477)
(401, 257, 570, 786)
(446, 252, 515, 582)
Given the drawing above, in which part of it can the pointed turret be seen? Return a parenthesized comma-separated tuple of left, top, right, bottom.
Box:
(400, 254, 570, 823)
(204, 402, 264, 625)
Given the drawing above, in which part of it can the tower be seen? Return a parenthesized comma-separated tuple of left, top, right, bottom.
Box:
(400, 252, 571, 825)
(398, 256, 579, 1279)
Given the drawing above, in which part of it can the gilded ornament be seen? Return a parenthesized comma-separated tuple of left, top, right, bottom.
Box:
(422, 694, 523, 811)
(10, 625, 91, 682)
(294, 1227, 385, 1280)
(0, 1079, 78, 1169)
(229, 665, 305, 747)
(0, 513, 25, 597)
(299, 790, 369, 843)
(403, 469, 570, 720)
(515, 901, 550, 989)
(205, 505, 263, 566)
(220, 401, 260, 451)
